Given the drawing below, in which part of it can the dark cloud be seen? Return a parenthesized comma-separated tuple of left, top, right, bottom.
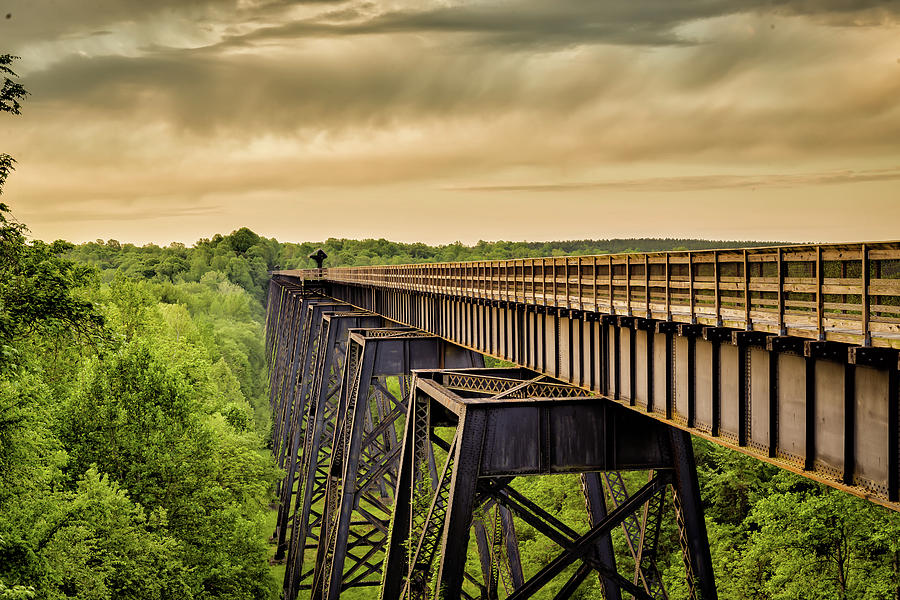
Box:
(217, 0, 900, 51)
(9, 0, 895, 58)
(219, 2, 699, 50)
(20, 13, 900, 167)
(2, 0, 346, 49)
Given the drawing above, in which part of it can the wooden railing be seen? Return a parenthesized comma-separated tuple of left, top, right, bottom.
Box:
(280, 242, 900, 349)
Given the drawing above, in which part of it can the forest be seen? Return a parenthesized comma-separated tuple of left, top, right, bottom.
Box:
(2, 55, 899, 599)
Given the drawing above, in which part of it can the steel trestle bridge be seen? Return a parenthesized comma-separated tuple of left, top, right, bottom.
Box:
(265, 241, 899, 600)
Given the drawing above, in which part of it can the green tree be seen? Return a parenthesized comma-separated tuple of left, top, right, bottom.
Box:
(733, 472, 900, 600)
(64, 341, 279, 599)
(226, 228, 261, 254)
(0, 54, 27, 196)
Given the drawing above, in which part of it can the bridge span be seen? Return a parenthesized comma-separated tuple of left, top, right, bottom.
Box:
(266, 241, 899, 600)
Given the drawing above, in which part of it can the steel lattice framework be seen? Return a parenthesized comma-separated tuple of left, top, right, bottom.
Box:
(265, 280, 714, 599)
(264, 243, 900, 599)
(379, 368, 715, 600)
(272, 242, 900, 512)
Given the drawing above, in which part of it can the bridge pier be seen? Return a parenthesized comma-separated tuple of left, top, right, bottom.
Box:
(272, 298, 351, 555)
(301, 329, 483, 600)
(282, 310, 386, 597)
(381, 368, 717, 600)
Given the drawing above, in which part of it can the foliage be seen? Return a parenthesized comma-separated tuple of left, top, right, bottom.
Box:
(0, 57, 278, 598)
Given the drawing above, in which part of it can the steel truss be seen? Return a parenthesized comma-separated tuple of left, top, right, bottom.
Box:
(273, 300, 355, 554)
(381, 369, 717, 600)
(298, 328, 484, 600)
(282, 311, 385, 598)
(265, 279, 717, 599)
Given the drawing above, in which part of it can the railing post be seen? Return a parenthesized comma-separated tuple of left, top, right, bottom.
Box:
(644, 253, 651, 318)
(688, 251, 695, 324)
(815, 247, 824, 340)
(743, 249, 751, 330)
(608, 255, 615, 315)
(592, 256, 598, 313)
(713, 250, 721, 327)
(480, 261, 485, 299)
(578, 257, 583, 312)
(777, 248, 786, 336)
(518, 259, 524, 303)
(552, 259, 558, 307)
(665, 252, 671, 320)
(862, 243, 871, 346)
(530, 259, 536, 305)
(505, 260, 510, 303)
(625, 254, 632, 316)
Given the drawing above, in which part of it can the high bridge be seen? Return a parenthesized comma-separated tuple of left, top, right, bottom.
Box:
(265, 241, 899, 600)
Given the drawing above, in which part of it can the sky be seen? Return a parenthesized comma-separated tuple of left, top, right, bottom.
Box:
(1, 0, 899, 246)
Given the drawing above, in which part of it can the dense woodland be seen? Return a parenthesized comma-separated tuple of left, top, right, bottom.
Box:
(2, 55, 899, 599)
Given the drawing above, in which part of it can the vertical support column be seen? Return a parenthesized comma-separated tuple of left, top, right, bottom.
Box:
(768, 349, 778, 458)
(804, 354, 816, 471)
(888, 365, 898, 502)
(646, 321, 655, 413)
(669, 429, 717, 600)
(434, 408, 487, 599)
(310, 341, 377, 600)
(473, 521, 496, 599)
(687, 332, 696, 428)
(843, 361, 856, 486)
(589, 314, 597, 393)
(711, 337, 720, 437)
(582, 473, 623, 600)
(614, 321, 621, 401)
(665, 325, 674, 419)
(601, 317, 610, 397)
(737, 336, 749, 447)
(380, 390, 424, 600)
(629, 321, 637, 406)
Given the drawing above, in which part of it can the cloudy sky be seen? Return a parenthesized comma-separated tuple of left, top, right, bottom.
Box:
(2, 0, 899, 245)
